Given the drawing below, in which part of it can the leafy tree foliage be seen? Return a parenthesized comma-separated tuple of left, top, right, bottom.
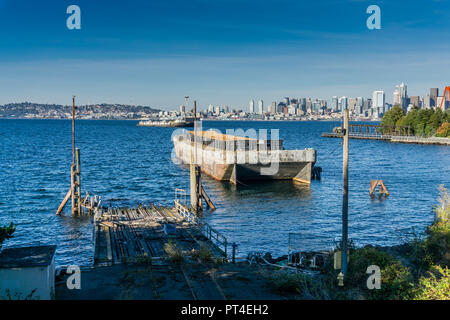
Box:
(0, 223, 16, 246)
(381, 106, 450, 137)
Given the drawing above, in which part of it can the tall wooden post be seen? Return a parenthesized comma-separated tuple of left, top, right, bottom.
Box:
(341, 108, 349, 278)
(75, 148, 81, 215)
(70, 96, 81, 216)
(190, 100, 199, 213)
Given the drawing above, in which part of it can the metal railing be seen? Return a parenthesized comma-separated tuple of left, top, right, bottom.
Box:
(174, 195, 229, 257)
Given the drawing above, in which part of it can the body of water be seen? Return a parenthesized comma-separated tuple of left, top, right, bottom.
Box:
(1, 119, 449, 266)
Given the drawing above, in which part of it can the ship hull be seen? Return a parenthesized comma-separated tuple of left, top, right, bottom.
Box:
(173, 134, 316, 185)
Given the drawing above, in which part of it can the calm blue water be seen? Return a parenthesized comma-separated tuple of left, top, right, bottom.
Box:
(1, 119, 449, 266)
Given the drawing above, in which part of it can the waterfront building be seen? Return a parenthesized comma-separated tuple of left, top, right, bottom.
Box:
(249, 99, 255, 113)
(179, 105, 186, 113)
(208, 104, 214, 113)
(287, 104, 296, 115)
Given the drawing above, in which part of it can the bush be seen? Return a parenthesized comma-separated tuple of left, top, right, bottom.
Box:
(191, 245, 213, 263)
(0, 223, 16, 246)
(435, 122, 450, 137)
(413, 266, 450, 300)
(268, 271, 330, 299)
(164, 240, 183, 264)
(346, 246, 413, 300)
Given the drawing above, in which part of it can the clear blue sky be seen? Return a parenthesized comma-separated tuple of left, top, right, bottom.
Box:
(0, 0, 449, 110)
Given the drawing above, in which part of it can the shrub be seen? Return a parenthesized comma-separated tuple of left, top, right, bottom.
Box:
(435, 122, 450, 137)
(0, 223, 16, 247)
(191, 245, 213, 263)
(346, 246, 413, 300)
(164, 240, 183, 264)
(413, 266, 450, 300)
(268, 271, 330, 299)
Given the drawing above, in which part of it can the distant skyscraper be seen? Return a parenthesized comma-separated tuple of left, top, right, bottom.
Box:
(423, 94, 431, 109)
(208, 104, 214, 113)
(393, 90, 401, 106)
(341, 97, 348, 112)
(409, 96, 420, 108)
(395, 83, 408, 112)
(430, 88, 439, 108)
(269, 101, 276, 114)
(372, 90, 385, 117)
(249, 100, 255, 113)
(180, 105, 186, 113)
(258, 99, 264, 115)
(331, 96, 338, 112)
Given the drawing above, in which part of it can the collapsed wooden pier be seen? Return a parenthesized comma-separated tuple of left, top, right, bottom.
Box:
(94, 203, 229, 265)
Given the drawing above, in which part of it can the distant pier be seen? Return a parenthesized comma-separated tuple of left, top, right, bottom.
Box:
(322, 124, 450, 146)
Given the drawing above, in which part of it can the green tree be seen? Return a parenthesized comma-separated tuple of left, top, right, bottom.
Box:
(0, 223, 16, 248)
(381, 105, 404, 133)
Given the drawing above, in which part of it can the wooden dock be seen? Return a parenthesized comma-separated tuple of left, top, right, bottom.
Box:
(322, 124, 450, 145)
(94, 203, 228, 265)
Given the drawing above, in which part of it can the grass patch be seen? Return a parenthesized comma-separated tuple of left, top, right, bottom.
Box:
(164, 240, 184, 264)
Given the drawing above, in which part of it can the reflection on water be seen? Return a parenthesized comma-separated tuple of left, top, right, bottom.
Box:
(0, 119, 449, 265)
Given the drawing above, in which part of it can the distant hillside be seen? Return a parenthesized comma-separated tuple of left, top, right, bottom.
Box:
(0, 102, 161, 119)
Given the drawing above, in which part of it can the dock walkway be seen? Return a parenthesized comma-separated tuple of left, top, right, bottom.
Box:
(94, 204, 227, 265)
(322, 132, 450, 145)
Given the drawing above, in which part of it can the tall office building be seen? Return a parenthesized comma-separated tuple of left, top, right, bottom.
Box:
(393, 90, 401, 106)
(258, 99, 264, 115)
(430, 88, 439, 108)
(372, 90, 385, 116)
(179, 105, 186, 113)
(269, 101, 276, 114)
(409, 96, 420, 108)
(341, 97, 348, 112)
(331, 96, 338, 112)
(249, 99, 255, 113)
(208, 104, 214, 113)
(423, 94, 431, 109)
(395, 83, 408, 112)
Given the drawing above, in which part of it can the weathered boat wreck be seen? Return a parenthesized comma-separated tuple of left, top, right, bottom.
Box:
(173, 130, 316, 185)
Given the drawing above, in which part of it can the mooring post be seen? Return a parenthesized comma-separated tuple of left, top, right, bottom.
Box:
(341, 108, 349, 280)
(76, 148, 81, 215)
(232, 242, 237, 263)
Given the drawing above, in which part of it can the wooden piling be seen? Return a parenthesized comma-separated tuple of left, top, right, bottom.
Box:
(341, 109, 349, 278)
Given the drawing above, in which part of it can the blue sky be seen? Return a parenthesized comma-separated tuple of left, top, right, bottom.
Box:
(0, 0, 449, 110)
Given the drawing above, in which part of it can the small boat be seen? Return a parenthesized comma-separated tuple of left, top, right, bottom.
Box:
(137, 117, 194, 127)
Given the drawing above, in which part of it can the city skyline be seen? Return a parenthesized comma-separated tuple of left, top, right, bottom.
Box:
(0, 0, 450, 109)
